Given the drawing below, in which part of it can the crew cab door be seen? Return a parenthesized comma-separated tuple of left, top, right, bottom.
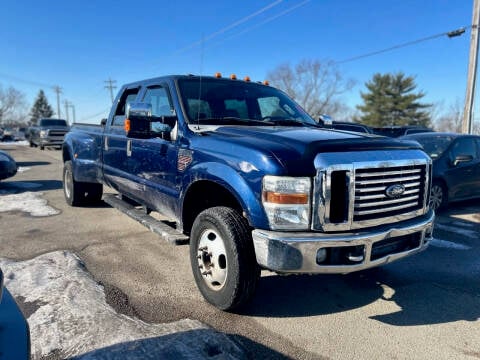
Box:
(446, 137, 480, 199)
(102, 86, 140, 195)
(127, 84, 180, 217)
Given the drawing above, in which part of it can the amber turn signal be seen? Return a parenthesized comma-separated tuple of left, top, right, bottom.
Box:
(124, 119, 131, 132)
(263, 191, 308, 204)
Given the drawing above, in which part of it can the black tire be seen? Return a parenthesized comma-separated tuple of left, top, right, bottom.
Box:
(29, 141, 34, 148)
(430, 181, 447, 212)
(84, 182, 103, 203)
(190, 206, 260, 311)
(40, 145, 44, 150)
(63, 161, 103, 206)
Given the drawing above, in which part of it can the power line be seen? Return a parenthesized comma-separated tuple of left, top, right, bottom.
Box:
(206, 0, 311, 50)
(79, 107, 111, 123)
(336, 26, 471, 65)
(0, 72, 54, 88)
(173, 0, 284, 55)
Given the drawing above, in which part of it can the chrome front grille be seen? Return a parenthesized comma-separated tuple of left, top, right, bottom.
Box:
(312, 150, 431, 232)
(354, 165, 426, 221)
(49, 130, 67, 137)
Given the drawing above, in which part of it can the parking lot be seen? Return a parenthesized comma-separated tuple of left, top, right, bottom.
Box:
(1, 143, 479, 359)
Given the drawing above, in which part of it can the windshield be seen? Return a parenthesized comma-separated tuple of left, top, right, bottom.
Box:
(177, 78, 317, 126)
(40, 119, 68, 127)
(408, 135, 453, 159)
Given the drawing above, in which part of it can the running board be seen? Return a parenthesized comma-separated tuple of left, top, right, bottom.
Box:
(103, 194, 189, 245)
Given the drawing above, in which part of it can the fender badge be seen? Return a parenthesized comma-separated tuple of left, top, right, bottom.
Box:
(178, 149, 193, 172)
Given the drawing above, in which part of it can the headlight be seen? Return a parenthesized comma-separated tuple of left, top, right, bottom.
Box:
(262, 175, 311, 230)
(40, 130, 48, 138)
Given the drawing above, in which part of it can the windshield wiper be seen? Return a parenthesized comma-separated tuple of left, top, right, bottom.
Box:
(194, 117, 274, 126)
(268, 118, 320, 128)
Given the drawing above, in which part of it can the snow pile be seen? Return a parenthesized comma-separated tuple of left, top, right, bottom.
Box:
(0, 191, 59, 216)
(17, 166, 31, 173)
(0, 251, 244, 359)
(0, 140, 29, 146)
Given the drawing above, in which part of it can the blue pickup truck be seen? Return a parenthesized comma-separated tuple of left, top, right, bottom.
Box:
(63, 74, 434, 310)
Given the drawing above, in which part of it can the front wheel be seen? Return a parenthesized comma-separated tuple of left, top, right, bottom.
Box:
(190, 207, 260, 311)
(430, 181, 447, 211)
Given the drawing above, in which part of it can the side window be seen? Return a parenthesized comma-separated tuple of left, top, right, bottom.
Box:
(143, 85, 173, 116)
(112, 87, 140, 126)
(257, 96, 294, 119)
(450, 138, 476, 160)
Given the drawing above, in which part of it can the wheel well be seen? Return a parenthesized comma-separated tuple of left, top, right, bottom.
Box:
(182, 181, 244, 235)
(63, 147, 71, 163)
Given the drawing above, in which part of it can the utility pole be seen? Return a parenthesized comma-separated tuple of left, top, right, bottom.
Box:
(463, 0, 480, 134)
(68, 102, 76, 123)
(104, 78, 117, 104)
(63, 100, 70, 125)
(52, 85, 62, 118)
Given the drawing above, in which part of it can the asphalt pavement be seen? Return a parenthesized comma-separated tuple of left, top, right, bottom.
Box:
(1, 143, 479, 360)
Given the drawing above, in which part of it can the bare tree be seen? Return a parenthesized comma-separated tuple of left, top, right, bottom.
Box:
(0, 84, 29, 125)
(433, 98, 463, 133)
(267, 59, 355, 119)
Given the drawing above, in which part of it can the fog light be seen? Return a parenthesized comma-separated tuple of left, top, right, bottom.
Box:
(316, 248, 327, 264)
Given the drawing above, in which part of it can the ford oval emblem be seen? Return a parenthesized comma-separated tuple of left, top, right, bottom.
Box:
(385, 184, 405, 198)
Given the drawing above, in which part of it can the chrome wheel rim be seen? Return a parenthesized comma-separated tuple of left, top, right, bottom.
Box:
(196, 229, 228, 291)
(64, 168, 72, 199)
(430, 185, 443, 211)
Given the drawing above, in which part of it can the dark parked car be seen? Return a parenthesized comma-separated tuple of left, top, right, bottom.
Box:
(0, 150, 17, 180)
(373, 126, 433, 137)
(400, 132, 480, 211)
(0, 269, 31, 359)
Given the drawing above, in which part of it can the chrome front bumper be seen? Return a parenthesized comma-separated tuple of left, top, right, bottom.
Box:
(252, 210, 434, 274)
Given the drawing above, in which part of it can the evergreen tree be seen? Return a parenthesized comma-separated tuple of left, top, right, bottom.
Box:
(30, 90, 54, 124)
(357, 72, 431, 127)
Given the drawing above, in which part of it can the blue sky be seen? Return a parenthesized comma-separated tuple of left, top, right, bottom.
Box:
(0, 0, 474, 123)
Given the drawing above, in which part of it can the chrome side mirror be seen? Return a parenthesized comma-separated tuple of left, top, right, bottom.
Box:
(126, 102, 152, 118)
(318, 114, 333, 126)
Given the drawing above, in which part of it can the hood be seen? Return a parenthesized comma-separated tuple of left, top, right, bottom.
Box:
(196, 126, 423, 175)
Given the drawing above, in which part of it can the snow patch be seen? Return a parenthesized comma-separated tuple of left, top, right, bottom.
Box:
(0, 140, 29, 146)
(0, 251, 243, 359)
(17, 166, 31, 173)
(0, 191, 59, 216)
(430, 238, 471, 250)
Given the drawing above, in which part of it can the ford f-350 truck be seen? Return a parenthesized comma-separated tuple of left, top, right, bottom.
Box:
(62, 74, 434, 311)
